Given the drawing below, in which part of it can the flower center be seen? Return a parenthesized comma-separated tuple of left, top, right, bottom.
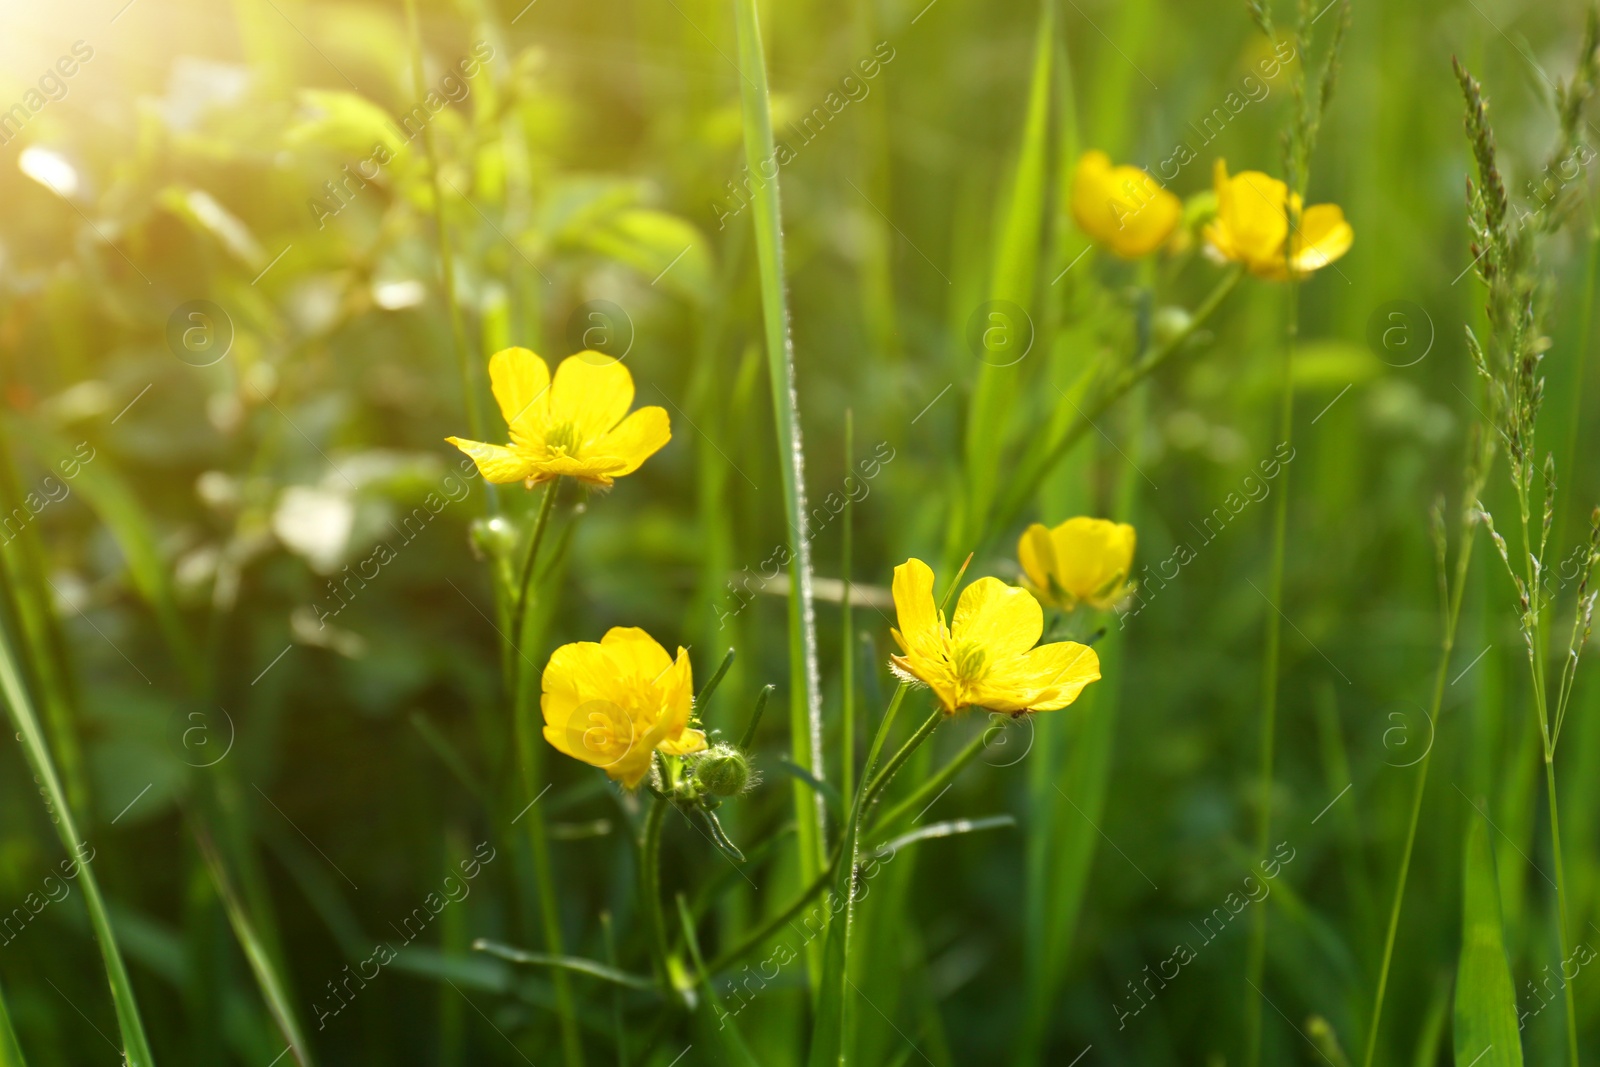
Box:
(545, 421, 582, 456)
(950, 641, 989, 685)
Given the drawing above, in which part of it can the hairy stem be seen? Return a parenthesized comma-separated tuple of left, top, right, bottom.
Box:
(640, 794, 675, 988)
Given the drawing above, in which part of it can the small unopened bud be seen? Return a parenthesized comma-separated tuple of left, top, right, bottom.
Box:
(469, 516, 517, 561)
(693, 744, 751, 797)
(1152, 306, 1193, 346)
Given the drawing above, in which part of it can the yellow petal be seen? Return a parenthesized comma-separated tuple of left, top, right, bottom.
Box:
(657, 648, 695, 731)
(1071, 150, 1180, 258)
(600, 626, 676, 683)
(1070, 150, 1118, 240)
(592, 406, 671, 478)
(1009, 640, 1102, 712)
(445, 437, 537, 484)
(889, 652, 961, 714)
(488, 347, 551, 444)
(549, 354, 635, 442)
(1222, 169, 1290, 268)
(951, 577, 1041, 659)
(891, 558, 942, 658)
(1289, 203, 1353, 274)
(658, 727, 708, 757)
(541, 642, 642, 776)
(1017, 523, 1058, 601)
(1111, 179, 1182, 258)
(1049, 517, 1136, 605)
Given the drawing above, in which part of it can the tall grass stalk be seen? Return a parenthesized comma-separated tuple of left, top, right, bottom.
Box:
(1362, 446, 1486, 1067)
(0, 624, 156, 1066)
(1243, 276, 1295, 1067)
(1455, 50, 1599, 1066)
(731, 0, 828, 944)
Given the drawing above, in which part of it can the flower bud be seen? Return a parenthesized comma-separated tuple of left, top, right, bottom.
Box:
(469, 515, 517, 560)
(693, 744, 751, 797)
(1152, 306, 1193, 346)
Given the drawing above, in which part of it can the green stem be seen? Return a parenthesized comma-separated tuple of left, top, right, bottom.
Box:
(1245, 278, 1295, 1067)
(505, 486, 578, 1063)
(868, 717, 1003, 837)
(640, 794, 674, 987)
(699, 687, 937, 981)
(509, 480, 559, 682)
(862, 708, 943, 812)
(1545, 755, 1580, 1067)
(992, 265, 1244, 544)
(1513, 460, 1576, 1066)
(0, 624, 156, 1066)
(1362, 504, 1477, 1067)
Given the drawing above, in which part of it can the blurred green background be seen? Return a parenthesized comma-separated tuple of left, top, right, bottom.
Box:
(0, 0, 1597, 1063)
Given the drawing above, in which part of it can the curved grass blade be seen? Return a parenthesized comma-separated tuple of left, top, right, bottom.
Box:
(866, 815, 1015, 860)
(0, 621, 156, 1066)
(193, 825, 313, 1066)
(472, 940, 661, 993)
(0, 973, 25, 1067)
(953, 0, 1055, 562)
(675, 896, 760, 1067)
(730, 0, 827, 909)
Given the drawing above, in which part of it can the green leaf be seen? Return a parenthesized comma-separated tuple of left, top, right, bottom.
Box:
(285, 89, 409, 158)
(1453, 813, 1524, 1067)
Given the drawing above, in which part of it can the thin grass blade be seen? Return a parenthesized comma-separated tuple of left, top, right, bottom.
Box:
(730, 0, 828, 978)
(0, 621, 156, 1066)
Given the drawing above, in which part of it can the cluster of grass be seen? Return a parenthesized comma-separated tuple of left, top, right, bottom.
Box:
(1, 0, 1599, 1063)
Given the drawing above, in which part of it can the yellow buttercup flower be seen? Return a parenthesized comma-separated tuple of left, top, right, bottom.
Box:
(1018, 517, 1137, 611)
(447, 348, 670, 488)
(888, 558, 1101, 715)
(1071, 149, 1183, 258)
(1203, 160, 1352, 280)
(541, 627, 707, 789)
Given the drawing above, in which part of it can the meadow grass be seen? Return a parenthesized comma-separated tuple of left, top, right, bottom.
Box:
(0, 0, 1599, 1063)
